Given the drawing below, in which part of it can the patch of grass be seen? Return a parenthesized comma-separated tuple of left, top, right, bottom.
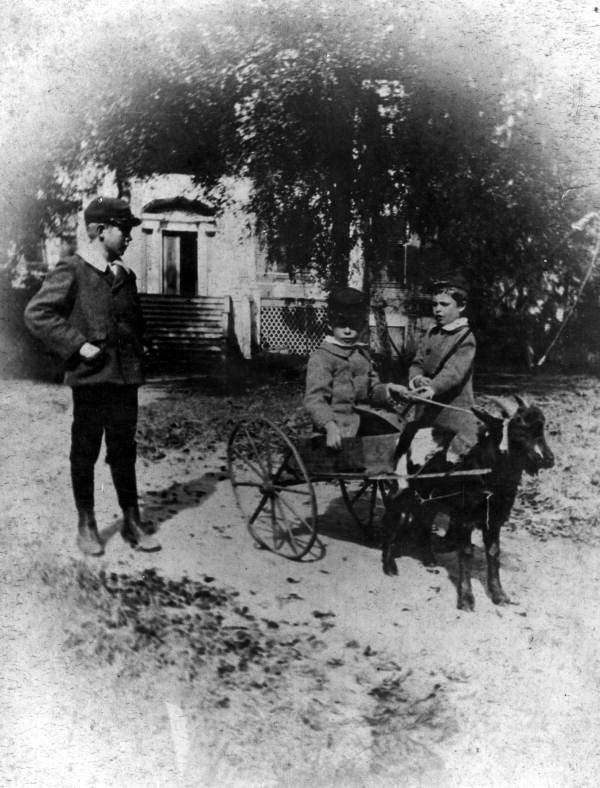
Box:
(37, 561, 456, 786)
(506, 378, 600, 543)
(367, 674, 454, 784)
(41, 563, 315, 688)
(137, 378, 306, 460)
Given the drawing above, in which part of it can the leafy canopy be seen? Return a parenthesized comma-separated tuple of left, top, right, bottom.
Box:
(2, 0, 598, 363)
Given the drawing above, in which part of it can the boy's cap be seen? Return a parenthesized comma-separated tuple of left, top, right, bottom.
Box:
(84, 197, 141, 227)
(431, 273, 469, 294)
(328, 287, 368, 310)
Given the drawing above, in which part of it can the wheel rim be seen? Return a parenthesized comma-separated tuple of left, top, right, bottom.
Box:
(227, 417, 318, 559)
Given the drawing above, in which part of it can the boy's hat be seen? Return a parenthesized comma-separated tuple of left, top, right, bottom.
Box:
(84, 197, 141, 228)
(328, 287, 368, 329)
(328, 287, 368, 311)
(431, 272, 469, 295)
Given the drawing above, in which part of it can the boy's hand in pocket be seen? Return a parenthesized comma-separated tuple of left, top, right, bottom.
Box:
(80, 342, 101, 360)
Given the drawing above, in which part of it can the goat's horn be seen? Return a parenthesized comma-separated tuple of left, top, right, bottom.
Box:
(513, 394, 529, 408)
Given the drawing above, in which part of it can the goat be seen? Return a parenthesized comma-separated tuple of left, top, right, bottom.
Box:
(381, 396, 554, 611)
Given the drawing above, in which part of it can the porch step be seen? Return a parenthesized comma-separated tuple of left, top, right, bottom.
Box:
(140, 294, 232, 370)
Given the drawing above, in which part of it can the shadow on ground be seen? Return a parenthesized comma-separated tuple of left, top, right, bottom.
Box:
(315, 485, 522, 606)
(99, 473, 220, 543)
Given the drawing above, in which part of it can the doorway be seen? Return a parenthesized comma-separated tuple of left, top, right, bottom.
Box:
(162, 231, 198, 296)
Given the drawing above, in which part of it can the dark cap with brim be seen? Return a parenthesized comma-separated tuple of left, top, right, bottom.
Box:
(328, 287, 368, 310)
(328, 287, 368, 329)
(84, 196, 141, 228)
(431, 273, 470, 295)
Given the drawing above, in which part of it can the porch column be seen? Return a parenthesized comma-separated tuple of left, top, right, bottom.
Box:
(196, 222, 209, 296)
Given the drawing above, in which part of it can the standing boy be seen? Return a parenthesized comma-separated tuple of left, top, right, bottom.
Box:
(24, 196, 160, 556)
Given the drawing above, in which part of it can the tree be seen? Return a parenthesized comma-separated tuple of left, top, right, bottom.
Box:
(2, 0, 598, 368)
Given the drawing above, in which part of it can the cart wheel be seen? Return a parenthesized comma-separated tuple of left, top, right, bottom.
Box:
(228, 417, 318, 560)
(339, 478, 395, 544)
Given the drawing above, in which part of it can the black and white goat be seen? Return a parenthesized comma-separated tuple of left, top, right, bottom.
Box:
(381, 396, 554, 611)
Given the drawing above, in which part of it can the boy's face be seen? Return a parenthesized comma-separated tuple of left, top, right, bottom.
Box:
(332, 324, 360, 344)
(331, 311, 365, 344)
(432, 291, 464, 326)
(100, 223, 132, 260)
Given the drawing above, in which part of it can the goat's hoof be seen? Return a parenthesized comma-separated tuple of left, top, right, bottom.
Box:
(382, 557, 398, 576)
(491, 588, 511, 606)
(457, 593, 475, 612)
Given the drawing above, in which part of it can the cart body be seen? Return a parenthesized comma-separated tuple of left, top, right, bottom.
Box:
(227, 412, 490, 560)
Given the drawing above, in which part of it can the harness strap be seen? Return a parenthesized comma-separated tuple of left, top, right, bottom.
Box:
(429, 326, 473, 379)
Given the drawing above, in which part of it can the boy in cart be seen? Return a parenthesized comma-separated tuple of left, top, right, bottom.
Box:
(393, 273, 480, 484)
(305, 279, 479, 470)
(304, 287, 408, 448)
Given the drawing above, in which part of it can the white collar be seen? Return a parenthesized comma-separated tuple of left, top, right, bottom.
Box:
(79, 243, 129, 274)
(441, 317, 469, 332)
(324, 335, 367, 349)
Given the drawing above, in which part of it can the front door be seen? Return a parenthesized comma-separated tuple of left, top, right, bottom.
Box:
(162, 231, 198, 296)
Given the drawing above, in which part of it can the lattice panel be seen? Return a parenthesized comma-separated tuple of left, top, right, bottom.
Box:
(260, 304, 328, 355)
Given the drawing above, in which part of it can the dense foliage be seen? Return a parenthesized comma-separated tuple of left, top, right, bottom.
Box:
(2, 0, 599, 368)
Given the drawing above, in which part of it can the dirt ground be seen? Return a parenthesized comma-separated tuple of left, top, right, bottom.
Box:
(2, 374, 600, 787)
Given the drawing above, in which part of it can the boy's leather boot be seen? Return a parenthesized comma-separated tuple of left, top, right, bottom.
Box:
(121, 506, 161, 552)
(76, 509, 104, 556)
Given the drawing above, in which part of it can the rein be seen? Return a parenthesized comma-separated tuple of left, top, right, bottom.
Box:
(393, 392, 476, 418)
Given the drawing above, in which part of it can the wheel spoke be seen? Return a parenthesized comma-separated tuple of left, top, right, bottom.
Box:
(230, 448, 265, 481)
(273, 497, 300, 556)
(265, 429, 274, 476)
(275, 490, 311, 526)
(349, 479, 372, 505)
(272, 450, 295, 482)
(271, 485, 312, 495)
(340, 478, 386, 539)
(242, 425, 268, 476)
(270, 497, 285, 549)
(248, 493, 270, 525)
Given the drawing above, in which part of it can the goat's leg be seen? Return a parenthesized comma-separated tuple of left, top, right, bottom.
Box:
(457, 526, 475, 611)
(415, 508, 437, 567)
(381, 491, 411, 576)
(483, 522, 511, 605)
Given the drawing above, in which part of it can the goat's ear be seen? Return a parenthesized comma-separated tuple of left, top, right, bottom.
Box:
(513, 394, 529, 409)
(472, 406, 504, 430)
(486, 395, 519, 418)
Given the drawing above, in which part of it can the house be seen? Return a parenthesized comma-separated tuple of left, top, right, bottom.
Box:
(44, 174, 430, 370)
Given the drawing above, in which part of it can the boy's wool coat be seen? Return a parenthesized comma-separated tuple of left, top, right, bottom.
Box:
(304, 341, 389, 436)
(24, 254, 145, 386)
(409, 322, 478, 443)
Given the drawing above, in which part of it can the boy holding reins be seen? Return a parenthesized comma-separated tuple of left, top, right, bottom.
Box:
(394, 273, 480, 479)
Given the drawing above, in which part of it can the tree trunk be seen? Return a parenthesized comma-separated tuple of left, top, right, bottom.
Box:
(329, 182, 352, 289)
(362, 215, 395, 379)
